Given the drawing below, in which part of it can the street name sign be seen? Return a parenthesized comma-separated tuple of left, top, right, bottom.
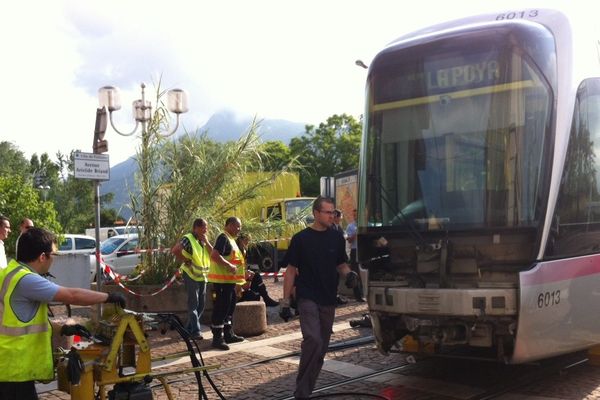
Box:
(74, 152, 110, 181)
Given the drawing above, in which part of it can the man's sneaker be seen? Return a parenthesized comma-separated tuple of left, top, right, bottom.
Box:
(336, 295, 348, 306)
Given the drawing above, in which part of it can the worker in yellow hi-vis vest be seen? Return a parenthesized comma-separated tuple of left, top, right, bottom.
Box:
(208, 217, 245, 350)
(172, 218, 212, 341)
(0, 228, 126, 400)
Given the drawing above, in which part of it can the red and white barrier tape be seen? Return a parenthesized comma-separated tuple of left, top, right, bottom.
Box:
(110, 234, 297, 256)
(259, 272, 284, 278)
(252, 237, 292, 244)
(96, 253, 282, 296)
(96, 253, 181, 297)
(94, 253, 145, 282)
(102, 262, 181, 297)
(101, 262, 146, 283)
(132, 247, 171, 254)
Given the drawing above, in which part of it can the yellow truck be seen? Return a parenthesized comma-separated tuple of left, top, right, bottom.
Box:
(234, 172, 315, 271)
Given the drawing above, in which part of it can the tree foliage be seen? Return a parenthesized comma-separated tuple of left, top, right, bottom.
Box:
(30, 152, 60, 187)
(0, 174, 62, 257)
(289, 114, 362, 196)
(0, 142, 30, 179)
(0, 142, 122, 236)
(258, 140, 293, 171)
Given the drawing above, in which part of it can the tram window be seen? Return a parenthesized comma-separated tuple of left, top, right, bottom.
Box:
(365, 34, 552, 231)
(548, 79, 600, 258)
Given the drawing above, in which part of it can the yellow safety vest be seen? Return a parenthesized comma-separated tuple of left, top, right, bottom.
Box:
(179, 233, 210, 282)
(0, 260, 53, 381)
(207, 233, 246, 284)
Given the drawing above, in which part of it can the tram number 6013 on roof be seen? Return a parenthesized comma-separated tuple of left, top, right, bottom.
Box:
(537, 290, 560, 309)
(495, 10, 539, 20)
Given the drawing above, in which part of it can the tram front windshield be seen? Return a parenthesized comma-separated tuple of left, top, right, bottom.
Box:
(362, 27, 555, 231)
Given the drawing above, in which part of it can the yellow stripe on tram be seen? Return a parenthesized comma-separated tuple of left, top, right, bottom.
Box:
(372, 80, 536, 112)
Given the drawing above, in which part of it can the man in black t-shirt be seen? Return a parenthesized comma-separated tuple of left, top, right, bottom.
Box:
(280, 197, 358, 400)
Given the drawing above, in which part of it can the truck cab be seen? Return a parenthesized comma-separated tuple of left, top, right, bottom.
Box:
(247, 197, 315, 272)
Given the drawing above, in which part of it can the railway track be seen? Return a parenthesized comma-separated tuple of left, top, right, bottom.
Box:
(274, 362, 414, 400)
(159, 334, 377, 389)
(474, 352, 588, 400)
(271, 349, 589, 400)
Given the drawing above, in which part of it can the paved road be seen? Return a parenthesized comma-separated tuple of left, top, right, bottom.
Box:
(40, 278, 600, 399)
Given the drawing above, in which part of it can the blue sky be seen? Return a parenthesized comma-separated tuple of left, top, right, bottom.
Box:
(0, 0, 570, 165)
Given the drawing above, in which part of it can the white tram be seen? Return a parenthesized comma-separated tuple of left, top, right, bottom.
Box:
(359, 9, 600, 362)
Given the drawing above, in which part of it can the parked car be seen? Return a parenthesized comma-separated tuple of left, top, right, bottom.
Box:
(57, 234, 97, 255)
(85, 226, 142, 243)
(90, 234, 141, 280)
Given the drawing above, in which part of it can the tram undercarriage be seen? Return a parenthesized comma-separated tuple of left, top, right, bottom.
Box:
(364, 232, 528, 361)
(370, 310, 518, 360)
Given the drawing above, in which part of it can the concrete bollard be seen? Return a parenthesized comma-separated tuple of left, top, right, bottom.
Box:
(233, 301, 267, 336)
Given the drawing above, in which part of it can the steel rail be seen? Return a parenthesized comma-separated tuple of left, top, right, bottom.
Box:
(474, 352, 588, 400)
(274, 362, 414, 400)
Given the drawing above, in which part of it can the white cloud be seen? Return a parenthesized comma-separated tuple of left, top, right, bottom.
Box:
(0, 0, 577, 165)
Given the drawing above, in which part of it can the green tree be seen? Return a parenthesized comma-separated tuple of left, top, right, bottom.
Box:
(30, 152, 60, 188)
(0, 174, 62, 257)
(0, 142, 120, 238)
(258, 141, 293, 171)
(0, 141, 29, 179)
(100, 206, 121, 227)
(289, 114, 362, 195)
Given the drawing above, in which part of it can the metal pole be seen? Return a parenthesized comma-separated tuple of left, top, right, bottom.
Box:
(92, 105, 108, 322)
(94, 180, 102, 320)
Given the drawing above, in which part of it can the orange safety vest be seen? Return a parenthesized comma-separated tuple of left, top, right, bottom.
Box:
(207, 232, 246, 284)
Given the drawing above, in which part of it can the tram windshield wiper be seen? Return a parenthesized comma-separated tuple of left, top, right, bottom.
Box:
(368, 174, 431, 249)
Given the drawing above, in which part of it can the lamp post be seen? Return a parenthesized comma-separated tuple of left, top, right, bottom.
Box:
(93, 83, 188, 303)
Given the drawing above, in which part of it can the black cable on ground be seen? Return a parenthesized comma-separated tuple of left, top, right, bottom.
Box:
(155, 313, 227, 400)
(165, 314, 208, 400)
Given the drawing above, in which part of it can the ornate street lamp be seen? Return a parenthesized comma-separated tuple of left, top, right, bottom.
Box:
(98, 83, 189, 138)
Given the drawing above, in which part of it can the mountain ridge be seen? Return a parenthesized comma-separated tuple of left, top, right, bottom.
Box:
(101, 110, 306, 219)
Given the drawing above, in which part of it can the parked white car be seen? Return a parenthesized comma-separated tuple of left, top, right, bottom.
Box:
(90, 234, 141, 280)
(57, 234, 97, 255)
